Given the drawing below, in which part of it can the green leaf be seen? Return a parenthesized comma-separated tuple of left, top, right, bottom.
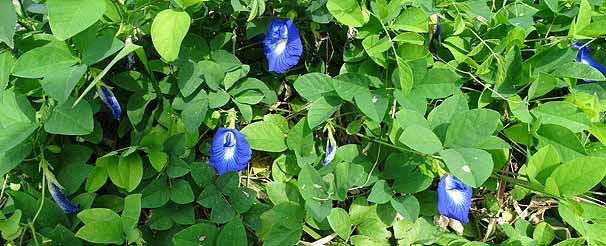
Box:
(217, 217, 247, 246)
(333, 73, 371, 101)
(208, 90, 231, 108)
(174, 0, 203, 9)
(76, 220, 124, 244)
(440, 148, 494, 187)
(396, 57, 414, 95)
(307, 95, 342, 129)
(0, 51, 15, 100)
(0, 90, 37, 153)
(45, 98, 94, 136)
(362, 35, 392, 67)
(121, 194, 142, 232)
(293, 73, 334, 101)
(528, 72, 558, 100)
(286, 119, 317, 166)
(533, 222, 555, 245)
(393, 7, 429, 32)
(546, 157, 606, 196)
(260, 202, 305, 246)
(73, 41, 141, 107)
(390, 195, 420, 222)
(47, 0, 106, 40)
(368, 180, 392, 204)
(328, 208, 352, 239)
(550, 62, 606, 81)
(536, 124, 586, 162)
(57, 160, 93, 195)
(216, 172, 240, 196)
(42, 64, 87, 103)
(76, 208, 124, 244)
(170, 179, 195, 204)
(326, 0, 366, 27)
(148, 150, 168, 172)
(141, 177, 170, 208)
(508, 95, 532, 123)
(82, 35, 124, 66)
(151, 9, 191, 61)
(178, 60, 206, 97)
(229, 187, 256, 213)
(444, 109, 500, 148)
(414, 67, 462, 99)
(531, 101, 591, 133)
(297, 164, 329, 201)
(399, 125, 443, 154)
(167, 158, 191, 178)
(576, 0, 591, 32)
(266, 181, 301, 204)
(335, 162, 366, 201)
(240, 120, 287, 152)
(354, 89, 388, 122)
(118, 153, 143, 192)
(191, 162, 216, 187)
(12, 45, 78, 78)
(578, 21, 606, 36)
(182, 94, 209, 133)
(234, 90, 264, 104)
(85, 166, 108, 193)
(0, 0, 16, 48)
(526, 145, 561, 187)
(200, 60, 225, 90)
(172, 223, 218, 246)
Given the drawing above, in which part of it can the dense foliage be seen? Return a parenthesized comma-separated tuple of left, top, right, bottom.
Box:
(2, 0, 606, 245)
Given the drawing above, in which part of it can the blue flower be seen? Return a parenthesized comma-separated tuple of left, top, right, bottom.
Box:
(209, 127, 252, 175)
(100, 86, 122, 120)
(49, 181, 80, 214)
(437, 174, 472, 223)
(263, 18, 303, 74)
(321, 135, 336, 165)
(429, 15, 441, 55)
(572, 41, 606, 82)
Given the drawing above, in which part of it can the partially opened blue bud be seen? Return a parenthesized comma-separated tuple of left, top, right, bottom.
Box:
(437, 174, 472, 223)
(209, 127, 252, 175)
(100, 86, 122, 120)
(126, 52, 136, 69)
(263, 18, 303, 74)
(321, 135, 337, 165)
(572, 41, 606, 82)
(49, 181, 80, 214)
(429, 15, 441, 55)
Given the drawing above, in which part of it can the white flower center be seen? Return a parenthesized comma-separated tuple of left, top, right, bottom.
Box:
(275, 39, 287, 55)
(445, 176, 465, 205)
(223, 132, 237, 160)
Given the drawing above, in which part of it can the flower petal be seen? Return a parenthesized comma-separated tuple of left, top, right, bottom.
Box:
(209, 128, 252, 175)
(49, 181, 80, 214)
(429, 15, 441, 55)
(100, 86, 122, 120)
(321, 136, 337, 165)
(437, 174, 472, 223)
(263, 18, 303, 74)
(572, 41, 606, 82)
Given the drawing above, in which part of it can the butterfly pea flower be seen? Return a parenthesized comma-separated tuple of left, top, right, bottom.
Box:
(321, 134, 337, 165)
(209, 127, 252, 175)
(572, 41, 606, 82)
(437, 174, 473, 223)
(429, 15, 441, 55)
(263, 18, 303, 74)
(99, 86, 122, 120)
(49, 181, 80, 213)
